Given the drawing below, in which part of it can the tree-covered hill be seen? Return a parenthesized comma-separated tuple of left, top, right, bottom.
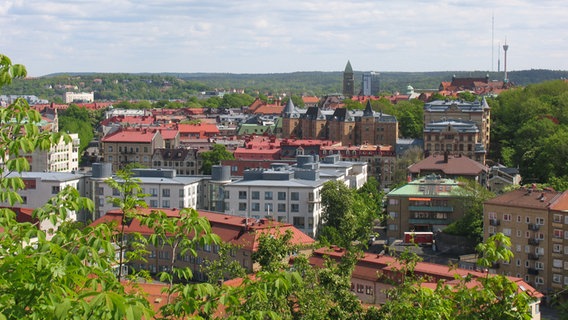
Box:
(1, 69, 567, 101)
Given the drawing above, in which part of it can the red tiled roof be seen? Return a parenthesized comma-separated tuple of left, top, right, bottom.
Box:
(302, 96, 319, 104)
(101, 128, 158, 143)
(310, 246, 543, 299)
(408, 155, 488, 176)
(485, 188, 563, 209)
(90, 208, 314, 252)
(252, 105, 284, 115)
(101, 115, 155, 127)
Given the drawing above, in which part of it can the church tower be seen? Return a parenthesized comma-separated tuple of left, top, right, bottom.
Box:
(342, 60, 354, 97)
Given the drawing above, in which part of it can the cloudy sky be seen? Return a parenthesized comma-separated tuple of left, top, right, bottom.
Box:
(1, 0, 566, 76)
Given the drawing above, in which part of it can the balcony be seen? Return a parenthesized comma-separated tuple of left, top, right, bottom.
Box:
(489, 219, 500, 226)
(528, 223, 540, 231)
(528, 238, 540, 246)
(528, 253, 541, 260)
(527, 268, 539, 275)
(408, 205, 453, 212)
(120, 149, 136, 154)
(408, 218, 451, 225)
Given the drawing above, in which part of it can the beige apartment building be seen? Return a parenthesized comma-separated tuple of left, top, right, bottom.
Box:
(101, 128, 165, 171)
(484, 187, 568, 296)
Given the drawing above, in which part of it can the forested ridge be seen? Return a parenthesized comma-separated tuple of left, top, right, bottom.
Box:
(1, 69, 567, 101)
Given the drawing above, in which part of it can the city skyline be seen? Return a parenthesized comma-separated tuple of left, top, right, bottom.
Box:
(1, 0, 567, 77)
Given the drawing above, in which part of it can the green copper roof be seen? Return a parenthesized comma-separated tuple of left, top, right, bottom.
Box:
(344, 60, 353, 73)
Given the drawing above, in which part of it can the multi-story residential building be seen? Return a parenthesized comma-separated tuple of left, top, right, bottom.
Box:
(64, 92, 94, 103)
(320, 143, 396, 189)
(222, 154, 367, 237)
(4, 171, 84, 231)
(310, 246, 543, 319)
(407, 152, 488, 185)
(84, 164, 201, 221)
(90, 208, 315, 281)
(423, 99, 491, 164)
(281, 100, 398, 147)
(423, 120, 486, 163)
(151, 147, 199, 176)
(101, 128, 165, 171)
(385, 174, 465, 243)
(25, 133, 80, 172)
(487, 164, 522, 194)
(483, 187, 568, 295)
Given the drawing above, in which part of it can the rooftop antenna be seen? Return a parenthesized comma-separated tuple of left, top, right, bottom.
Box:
(491, 13, 495, 72)
(503, 39, 509, 83)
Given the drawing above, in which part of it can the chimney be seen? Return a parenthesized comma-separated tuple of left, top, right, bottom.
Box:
(444, 150, 449, 163)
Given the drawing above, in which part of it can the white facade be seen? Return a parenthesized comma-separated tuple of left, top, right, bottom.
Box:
(6, 172, 84, 234)
(222, 156, 368, 238)
(64, 92, 94, 103)
(223, 173, 324, 238)
(86, 168, 202, 221)
(26, 133, 80, 172)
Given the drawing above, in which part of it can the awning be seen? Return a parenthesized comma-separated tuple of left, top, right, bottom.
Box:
(409, 197, 431, 201)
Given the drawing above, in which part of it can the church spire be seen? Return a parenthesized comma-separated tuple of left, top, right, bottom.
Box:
(363, 100, 374, 117)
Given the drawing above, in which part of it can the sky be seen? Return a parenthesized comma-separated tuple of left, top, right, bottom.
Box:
(1, 0, 567, 77)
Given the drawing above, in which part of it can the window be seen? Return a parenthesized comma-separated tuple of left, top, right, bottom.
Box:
(150, 200, 158, 207)
(389, 198, 399, 205)
(238, 203, 247, 211)
(516, 259, 521, 266)
(291, 204, 299, 212)
(535, 262, 544, 270)
(565, 276, 568, 286)
(503, 213, 512, 221)
(516, 245, 521, 252)
(553, 259, 563, 268)
(389, 224, 398, 231)
(224, 191, 230, 199)
(365, 286, 373, 295)
(389, 212, 399, 219)
(536, 217, 545, 225)
(535, 277, 544, 285)
(488, 212, 496, 219)
(162, 200, 170, 208)
(565, 261, 568, 270)
(291, 192, 299, 201)
(150, 188, 158, 196)
(23, 179, 36, 189)
(565, 215, 568, 224)
(503, 228, 512, 236)
(108, 146, 113, 152)
(162, 189, 170, 197)
(565, 246, 568, 255)
(356, 284, 364, 293)
(278, 203, 286, 212)
(112, 188, 120, 196)
(553, 244, 562, 253)
(239, 191, 247, 199)
(179, 189, 185, 197)
(51, 186, 60, 194)
(251, 191, 260, 200)
(565, 231, 568, 240)
(525, 216, 531, 224)
(516, 230, 522, 238)
(278, 192, 286, 200)
(553, 214, 562, 223)
(293, 216, 305, 228)
(517, 215, 522, 223)
(251, 203, 260, 211)
(264, 191, 273, 200)
(264, 203, 273, 213)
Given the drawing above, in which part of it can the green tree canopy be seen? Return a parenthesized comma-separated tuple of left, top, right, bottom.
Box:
(199, 144, 235, 175)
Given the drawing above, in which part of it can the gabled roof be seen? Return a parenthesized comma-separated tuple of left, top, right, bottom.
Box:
(91, 208, 314, 252)
(408, 154, 487, 176)
(485, 188, 563, 209)
(101, 128, 158, 143)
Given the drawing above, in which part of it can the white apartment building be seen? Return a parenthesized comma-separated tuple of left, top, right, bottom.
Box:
(85, 164, 202, 221)
(64, 92, 94, 103)
(26, 133, 80, 172)
(223, 155, 368, 237)
(5, 171, 84, 233)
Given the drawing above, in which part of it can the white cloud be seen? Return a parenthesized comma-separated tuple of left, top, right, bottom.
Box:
(0, 0, 566, 75)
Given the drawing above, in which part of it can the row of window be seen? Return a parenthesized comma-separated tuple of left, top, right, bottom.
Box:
(236, 191, 304, 201)
(553, 214, 568, 224)
(351, 283, 374, 295)
(552, 274, 568, 285)
(493, 227, 546, 239)
(238, 202, 301, 213)
(492, 212, 546, 225)
(153, 161, 196, 167)
(108, 146, 150, 153)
